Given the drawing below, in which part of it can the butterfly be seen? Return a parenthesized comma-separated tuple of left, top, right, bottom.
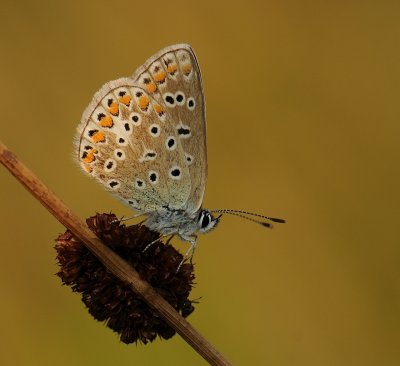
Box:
(75, 44, 284, 269)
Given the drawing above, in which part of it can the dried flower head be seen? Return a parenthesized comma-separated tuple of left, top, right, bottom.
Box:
(55, 213, 196, 344)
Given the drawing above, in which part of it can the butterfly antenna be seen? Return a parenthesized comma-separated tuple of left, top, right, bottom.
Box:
(211, 209, 286, 224)
(211, 210, 276, 228)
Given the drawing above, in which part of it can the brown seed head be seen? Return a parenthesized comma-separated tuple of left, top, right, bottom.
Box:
(55, 213, 196, 344)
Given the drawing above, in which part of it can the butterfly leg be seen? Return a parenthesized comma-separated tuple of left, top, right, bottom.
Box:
(112, 213, 146, 224)
(176, 235, 197, 272)
(165, 235, 175, 245)
(142, 234, 174, 253)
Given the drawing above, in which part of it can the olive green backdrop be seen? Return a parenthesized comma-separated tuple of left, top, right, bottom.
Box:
(1, 1, 399, 365)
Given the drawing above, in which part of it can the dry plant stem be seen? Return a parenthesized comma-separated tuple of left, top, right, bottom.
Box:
(0, 141, 232, 366)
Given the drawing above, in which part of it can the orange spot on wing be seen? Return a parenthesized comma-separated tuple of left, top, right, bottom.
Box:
(138, 95, 150, 110)
(84, 164, 93, 173)
(182, 64, 192, 75)
(82, 150, 96, 163)
(146, 82, 157, 93)
(119, 94, 131, 106)
(153, 104, 164, 115)
(153, 71, 166, 83)
(99, 115, 113, 128)
(92, 131, 106, 143)
(108, 102, 119, 116)
(167, 64, 178, 74)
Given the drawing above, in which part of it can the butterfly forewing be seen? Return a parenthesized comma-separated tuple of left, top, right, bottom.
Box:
(75, 44, 207, 213)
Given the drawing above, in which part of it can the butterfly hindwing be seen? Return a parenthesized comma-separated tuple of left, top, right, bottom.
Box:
(134, 44, 207, 213)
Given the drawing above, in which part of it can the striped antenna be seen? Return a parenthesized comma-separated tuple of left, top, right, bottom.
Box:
(210, 209, 286, 228)
(216, 211, 274, 228)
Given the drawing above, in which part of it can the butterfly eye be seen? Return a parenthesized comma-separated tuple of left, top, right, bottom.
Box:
(200, 212, 211, 229)
(198, 211, 218, 233)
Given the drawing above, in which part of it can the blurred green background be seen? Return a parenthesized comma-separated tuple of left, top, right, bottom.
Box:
(1, 0, 399, 365)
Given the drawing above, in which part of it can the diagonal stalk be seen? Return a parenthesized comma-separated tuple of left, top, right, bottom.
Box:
(0, 141, 232, 366)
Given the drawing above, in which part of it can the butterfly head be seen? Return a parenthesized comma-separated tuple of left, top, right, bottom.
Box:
(197, 209, 220, 233)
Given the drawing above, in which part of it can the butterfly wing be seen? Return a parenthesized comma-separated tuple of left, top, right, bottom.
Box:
(75, 44, 207, 213)
(133, 44, 207, 213)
